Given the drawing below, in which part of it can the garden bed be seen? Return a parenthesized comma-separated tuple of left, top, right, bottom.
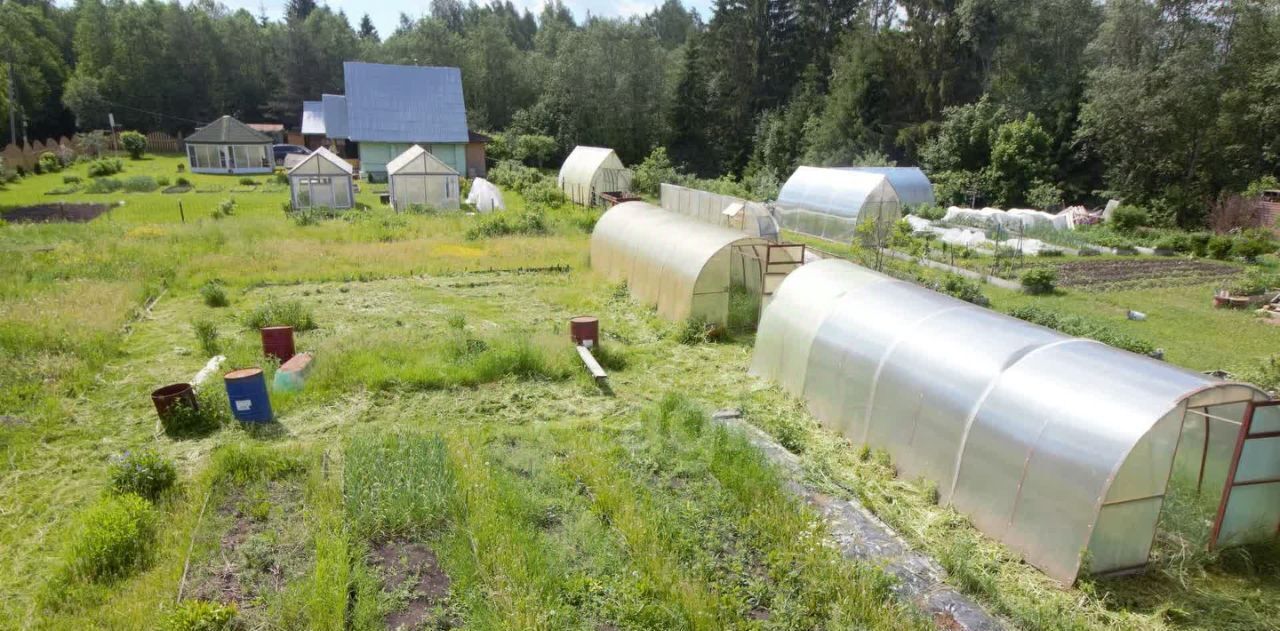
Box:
(1, 202, 112, 223)
(1052, 258, 1239, 289)
(162, 185, 192, 194)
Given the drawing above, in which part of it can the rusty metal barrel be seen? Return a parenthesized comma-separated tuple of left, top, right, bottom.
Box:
(261, 326, 296, 362)
(151, 383, 197, 421)
(569, 316, 599, 347)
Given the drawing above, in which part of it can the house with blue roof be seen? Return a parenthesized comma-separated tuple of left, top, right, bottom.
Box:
(302, 62, 487, 181)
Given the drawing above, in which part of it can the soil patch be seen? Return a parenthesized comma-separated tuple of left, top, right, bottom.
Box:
(1052, 258, 1239, 290)
(185, 480, 307, 624)
(372, 540, 454, 630)
(1, 203, 111, 223)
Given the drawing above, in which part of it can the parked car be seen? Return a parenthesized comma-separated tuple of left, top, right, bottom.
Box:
(273, 144, 309, 165)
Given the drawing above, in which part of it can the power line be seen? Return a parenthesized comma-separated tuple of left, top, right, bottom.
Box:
(97, 98, 209, 126)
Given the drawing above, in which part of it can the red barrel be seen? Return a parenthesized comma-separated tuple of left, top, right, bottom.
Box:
(569, 316, 599, 347)
(151, 383, 197, 420)
(261, 326, 296, 362)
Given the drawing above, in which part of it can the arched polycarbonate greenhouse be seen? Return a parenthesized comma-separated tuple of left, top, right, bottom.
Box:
(775, 167, 903, 242)
(751, 258, 1280, 583)
(843, 166, 935, 208)
(559, 146, 633, 206)
(591, 202, 777, 325)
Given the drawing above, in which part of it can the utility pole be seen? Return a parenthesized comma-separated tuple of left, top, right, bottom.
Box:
(7, 45, 17, 147)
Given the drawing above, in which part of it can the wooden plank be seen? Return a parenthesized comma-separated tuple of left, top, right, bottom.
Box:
(576, 345, 608, 380)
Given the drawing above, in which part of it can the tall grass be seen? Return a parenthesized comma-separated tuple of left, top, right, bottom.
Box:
(308, 322, 575, 392)
(344, 433, 454, 539)
(241, 299, 316, 331)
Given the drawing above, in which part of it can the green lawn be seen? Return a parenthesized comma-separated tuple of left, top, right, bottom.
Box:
(1, 156, 1277, 630)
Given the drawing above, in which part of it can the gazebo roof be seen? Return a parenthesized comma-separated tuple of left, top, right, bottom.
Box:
(185, 116, 273, 144)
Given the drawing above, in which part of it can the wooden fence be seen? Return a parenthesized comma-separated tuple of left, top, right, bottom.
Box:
(1, 131, 185, 171)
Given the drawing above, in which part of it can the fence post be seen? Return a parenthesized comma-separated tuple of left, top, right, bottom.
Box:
(179, 200, 185, 223)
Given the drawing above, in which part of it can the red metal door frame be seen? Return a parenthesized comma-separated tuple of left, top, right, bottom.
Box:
(1209, 399, 1280, 549)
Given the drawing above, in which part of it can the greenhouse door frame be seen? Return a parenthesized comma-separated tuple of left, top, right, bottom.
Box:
(1210, 399, 1280, 550)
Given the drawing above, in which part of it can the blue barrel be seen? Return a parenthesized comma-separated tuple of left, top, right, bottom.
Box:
(224, 368, 273, 423)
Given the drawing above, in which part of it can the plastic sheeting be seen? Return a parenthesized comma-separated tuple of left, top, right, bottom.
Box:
(660, 183, 780, 240)
(843, 167, 935, 207)
(944, 206, 1074, 231)
(750, 258, 1276, 583)
(559, 146, 633, 206)
(591, 202, 769, 325)
(466, 178, 505, 213)
(775, 167, 902, 242)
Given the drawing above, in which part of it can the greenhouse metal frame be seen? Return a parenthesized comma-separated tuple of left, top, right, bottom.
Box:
(775, 167, 903, 242)
(287, 147, 354, 210)
(751, 258, 1279, 583)
(591, 202, 775, 325)
(559, 146, 632, 206)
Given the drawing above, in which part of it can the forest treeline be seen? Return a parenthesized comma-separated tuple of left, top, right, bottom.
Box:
(4, 0, 1280, 226)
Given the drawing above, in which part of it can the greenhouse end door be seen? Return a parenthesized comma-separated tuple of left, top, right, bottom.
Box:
(1211, 400, 1280, 549)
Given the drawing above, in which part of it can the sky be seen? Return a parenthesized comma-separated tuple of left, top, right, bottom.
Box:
(219, 0, 714, 39)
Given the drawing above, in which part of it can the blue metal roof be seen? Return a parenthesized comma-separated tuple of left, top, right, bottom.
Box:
(321, 94, 348, 139)
(341, 62, 469, 143)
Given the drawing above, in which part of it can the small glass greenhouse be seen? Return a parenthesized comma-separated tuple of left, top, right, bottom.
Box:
(775, 167, 902, 242)
(843, 166, 935, 208)
(591, 202, 774, 325)
(287, 147, 354, 210)
(751, 258, 1279, 583)
(559, 146, 633, 206)
(387, 145, 460, 211)
(184, 115, 274, 175)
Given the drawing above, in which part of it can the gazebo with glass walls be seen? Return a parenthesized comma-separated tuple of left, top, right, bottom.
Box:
(184, 116, 274, 175)
(287, 147, 354, 210)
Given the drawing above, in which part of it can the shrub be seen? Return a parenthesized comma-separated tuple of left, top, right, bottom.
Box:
(1038, 248, 1065, 257)
(242, 299, 316, 331)
(632, 147, 679, 196)
(273, 168, 288, 185)
(85, 177, 123, 193)
(60, 494, 157, 583)
(156, 176, 170, 187)
(465, 209, 549, 240)
(175, 176, 191, 187)
(193, 318, 220, 356)
(163, 600, 237, 631)
(1025, 179, 1063, 210)
(513, 133, 558, 167)
(108, 450, 178, 502)
(920, 273, 990, 306)
(38, 151, 62, 173)
(62, 174, 82, 185)
(1009, 306, 1156, 355)
(1153, 234, 1188, 253)
(1020, 267, 1057, 295)
(119, 130, 147, 159)
(1207, 235, 1235, 260)
(237, 176, 256, 186)
(1187, 232, 1212, 257)
(211, 198, 236, 219)
(200, 281, 229, 307)
(1229, 267, 1280, 296)
(910, 204, 946, 221)
(523, 180, 566, 206)
(1109, 205, 1149, 233)
(87, 157, 124, 177)
(487, 159, 546, 195)
(1233, 228, 1276, 262)
(161, 385, 231, 437)
(122, 175, 159, 192)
